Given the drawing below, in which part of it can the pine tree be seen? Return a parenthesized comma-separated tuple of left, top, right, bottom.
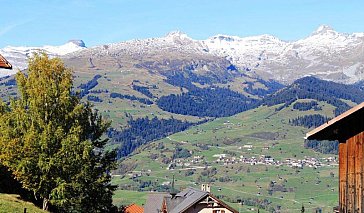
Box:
(0, 53, 116, 212)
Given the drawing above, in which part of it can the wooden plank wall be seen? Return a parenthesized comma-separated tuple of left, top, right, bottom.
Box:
(339, 142, 347, 212)
(339, 131, 364, 213)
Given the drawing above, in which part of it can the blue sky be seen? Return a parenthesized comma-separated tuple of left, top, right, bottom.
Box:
(1, 0, 364, 48)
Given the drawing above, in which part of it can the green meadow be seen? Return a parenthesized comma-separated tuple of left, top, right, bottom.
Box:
(112, 102, 339, 212)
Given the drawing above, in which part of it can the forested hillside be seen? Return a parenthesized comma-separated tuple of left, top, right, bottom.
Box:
(262, 76, 364, 116)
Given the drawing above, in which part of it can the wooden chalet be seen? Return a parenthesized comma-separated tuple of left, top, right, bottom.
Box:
(0, 54, 12, 69)
(306, 102, 364, 213)
(144, 185, 238, 213)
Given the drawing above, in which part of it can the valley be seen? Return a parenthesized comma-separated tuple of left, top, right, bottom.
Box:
(112, 103, 339, 213)
(1, 26, 364, 212)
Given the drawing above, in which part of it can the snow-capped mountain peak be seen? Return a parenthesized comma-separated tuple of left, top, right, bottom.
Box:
(209, 34, 239, 42)
(312, 25, 336, 35)
(3, 40, 86, 56)
(2, 25, 364, 84)
(164, 31, 191, 41)
(41, 40, 86, 55)
(67, 40, 86, 48)
(0, 40, 86, 74)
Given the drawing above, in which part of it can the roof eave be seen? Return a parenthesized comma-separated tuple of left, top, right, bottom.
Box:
(305, 102, 364, 141)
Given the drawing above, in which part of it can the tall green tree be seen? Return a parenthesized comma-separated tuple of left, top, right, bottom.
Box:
(0, 53, 117, 212)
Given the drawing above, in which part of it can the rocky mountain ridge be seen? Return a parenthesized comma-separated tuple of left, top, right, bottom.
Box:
(2, 25, 364, 84)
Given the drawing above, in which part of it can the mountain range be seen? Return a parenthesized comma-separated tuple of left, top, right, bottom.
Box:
(1, 25, 362, 211)
(2, 25, 364, 84)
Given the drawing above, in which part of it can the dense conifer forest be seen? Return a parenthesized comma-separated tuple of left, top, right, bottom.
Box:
(78, 74, 102, 97)
(304, 140, 339, 154)
(289, 114, 331, 128)
(132, 84, 155, 98)
(157, 87, 258, 117)
(243, 78, 283, 97)
(292, 101, 321, 111)
(262, 76, 364, 116)
(108, 116, 199, 158)
(110, 92, 153, 105)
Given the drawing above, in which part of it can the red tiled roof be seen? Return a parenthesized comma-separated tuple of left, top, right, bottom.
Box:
(125, 203, 144, 213)
(0, 54, 12, 69)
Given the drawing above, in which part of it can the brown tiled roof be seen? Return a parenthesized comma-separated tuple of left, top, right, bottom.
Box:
(144, 192, 168, 213)
(124, 203, 144, 213)
(0, 54, 12, 69)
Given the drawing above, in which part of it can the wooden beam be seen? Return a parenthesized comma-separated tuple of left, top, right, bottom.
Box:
(0, 54, 12, 69)
(306, 102, 364, 141)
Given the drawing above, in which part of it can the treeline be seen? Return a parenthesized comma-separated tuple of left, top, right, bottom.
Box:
(164, 68, 231, 88)
(87, 95, 103, 102)
(110, 92, 153, 105)
(164, 72, 202, 90)
(289, 114, 330, 128)
(304, 140, 338, 154)
(90, 89, 109, 94)
(78, 74, 102, 97)
(160, 73, 284, 117)
(262, 77, 364, 116)
(293, 101, 321, 111)
(243, 78, 283, 97)
(157, 87, 258, 117)
(132, 85, 155, 98)
(0, 78, 16, 86)
(108, 116, 199, 158)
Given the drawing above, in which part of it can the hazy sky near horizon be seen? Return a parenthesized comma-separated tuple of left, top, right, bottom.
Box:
(1, 0, 364, 48)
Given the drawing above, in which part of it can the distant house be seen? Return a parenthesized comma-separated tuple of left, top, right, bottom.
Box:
(306, 102, 364, 213)
(124, 203, 144, 213)
(0, 54, 12, 69)
(144, 184, 238, 213)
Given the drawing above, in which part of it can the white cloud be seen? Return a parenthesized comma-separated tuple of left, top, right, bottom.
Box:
(0, 20, 33, 37)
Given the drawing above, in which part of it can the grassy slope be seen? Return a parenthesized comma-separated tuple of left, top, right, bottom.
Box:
(0, 68, 272, 138)
(112, 100, 339, 213)
(0, 64, 341, 212)
(0, 194, 46, 213)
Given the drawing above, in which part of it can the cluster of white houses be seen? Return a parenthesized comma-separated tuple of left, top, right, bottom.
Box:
(166, 153, 337, 171)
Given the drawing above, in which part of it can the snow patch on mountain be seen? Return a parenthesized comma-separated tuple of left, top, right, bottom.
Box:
(201, 25, 364, 83)
(3, 25, 364, 84)
(0, 40, 86, 76)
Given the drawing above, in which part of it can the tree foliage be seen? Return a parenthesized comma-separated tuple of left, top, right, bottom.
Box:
(0, 53, 116, 212)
